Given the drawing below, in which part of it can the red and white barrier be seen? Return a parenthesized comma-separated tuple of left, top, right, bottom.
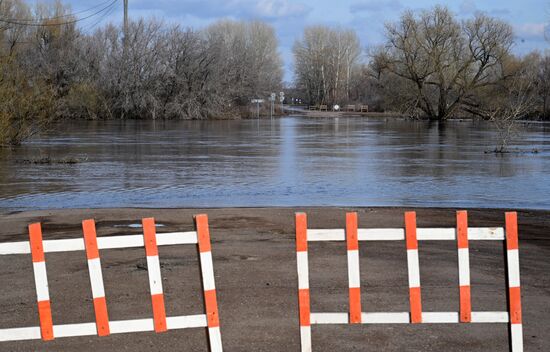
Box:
(82, 219, 110, 336)
(506, 212, 523, 351)
(0, 215, 223, 351)
(295, 213, 311, 351)
(295, 211, 523, 352)
(196, 214, 223, 352)
(29, 223, 54, 341)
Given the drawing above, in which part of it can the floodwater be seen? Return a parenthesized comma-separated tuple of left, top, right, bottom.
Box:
(0, 116, 549, 210)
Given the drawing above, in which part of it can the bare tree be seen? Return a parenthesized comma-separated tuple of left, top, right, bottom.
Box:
(486, 55, 538, 152)
(537, 54, 550, 120)
(372, 6, 514, 120)
(206, 20, 283, 105)
(0, 0, 56, 146)
(293, 26, 361, 106)
(85, 18, 283, 120)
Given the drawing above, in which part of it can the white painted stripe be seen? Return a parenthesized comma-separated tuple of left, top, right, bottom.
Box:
(0, 232, 199, 256)
(208, 326, 223, 352)
(308, 229, 345, 241)
(146, 255, 163, 295)
(166, 314, 207, 329)
(98, 235, 143, 250)
(347, 250, 361, 288)
(507, 250, 521, 288)
(406, 249, 420, 288)
(98, 232, 197, 250)
(362, 312, 410, 324)
(306, 228, 504, 242)
(417, 228, 455, 241)
(470, 311, 509, 323)
(0, 311, 512, 343)
(0, 315, 209, 342)
(0, 228, 503, 256)
(458, 248, 470, 287)
(53, 323, 97, 338)
(309, 311, 511, 325)
(511, 324, 523, 352)
(87, 258, 106, 298)
(43, 234, 193, 253)
(468, 228, 505, 240)
(422, 312, 459, 324)
(200, 251, 216, 291)
(44, 238, 85, 253)
(110, 318, 154, 334)
(313, 312, 424, 324)
(156, 232, 198, 245)
(310, 313, 348, 324)
(0, 327, 41, 342)
(300, 326, 312, 352)
(297, 251, 310, 290)
(32, 261, 50, 302)
(416, 228, 503, 241)
(0, 241, 31, 255)
(358, 229, 405, 241)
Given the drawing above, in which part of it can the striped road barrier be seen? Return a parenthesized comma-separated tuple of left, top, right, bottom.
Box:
(295, 211, 522, 352)
(0, 214, 223, 352)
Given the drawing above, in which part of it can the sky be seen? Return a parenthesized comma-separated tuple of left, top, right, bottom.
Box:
(64, 0, 550, 82)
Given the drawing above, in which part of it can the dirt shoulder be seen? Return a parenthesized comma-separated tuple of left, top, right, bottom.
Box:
(0, 207, 548, 351)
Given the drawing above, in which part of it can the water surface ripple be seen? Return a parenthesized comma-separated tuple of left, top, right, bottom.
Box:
(0, 117, 549, 210)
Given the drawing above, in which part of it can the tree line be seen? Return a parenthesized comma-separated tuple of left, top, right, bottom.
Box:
(0, 0, 282, 146)
(1, 1, 550, 147)
(294, 6, 550, 124)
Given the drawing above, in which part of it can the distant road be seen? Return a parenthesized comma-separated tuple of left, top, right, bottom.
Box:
(284, 105, 399, 118)
(284, 105, 345, 117)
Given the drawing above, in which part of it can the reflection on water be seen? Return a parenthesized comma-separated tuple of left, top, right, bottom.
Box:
(0, 117, 549, 210)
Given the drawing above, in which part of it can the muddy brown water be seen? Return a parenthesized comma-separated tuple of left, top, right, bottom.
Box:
(0, 117, 549, 211)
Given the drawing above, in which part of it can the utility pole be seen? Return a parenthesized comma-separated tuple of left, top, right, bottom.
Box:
(123, 0, 129, 53)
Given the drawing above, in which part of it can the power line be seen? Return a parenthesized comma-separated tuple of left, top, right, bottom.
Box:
(81, 2, 118, 33)
(1, 0, 116, 23)
(0, 0, 118, 27)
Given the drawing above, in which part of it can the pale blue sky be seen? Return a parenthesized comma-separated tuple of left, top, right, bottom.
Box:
(62, 0, 550, 81)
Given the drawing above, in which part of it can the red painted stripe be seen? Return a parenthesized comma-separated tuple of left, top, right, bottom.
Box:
(346, 212, 359, 251)
(37, 300, 54, 341)
(509, 287, 522, 324)
(204, 289, 220, 328)
(142, 218, 159, 257)
(405, 212, 418, 250)
(151, 294, 167, 332)
(349, 287, 362, 324)
(295, 213, 308, 252)
(28, 223, 45, 263)
(505, 212, 519, 250)
(459, 285, 472, 323)
(456, 211, 469, 249)
(195, 214, 212, 253)
(298, 288, 310, 326)
(409, 287, 422, 323)
(82, 219, 100, 260)
(93, 297, 110, 336)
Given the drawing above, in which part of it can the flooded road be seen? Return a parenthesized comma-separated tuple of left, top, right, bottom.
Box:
(0, 116, 549, 210)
